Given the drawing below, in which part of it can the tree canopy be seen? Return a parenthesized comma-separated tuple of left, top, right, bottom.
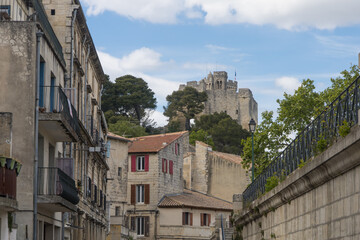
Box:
(163, 87, 207, 130)
(191, 112, 250, 155)
(241, 65, 360, 177)
(102, 75, 157, 123)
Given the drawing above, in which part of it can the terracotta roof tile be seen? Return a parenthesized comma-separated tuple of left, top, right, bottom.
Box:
(209, 151, 243, 165)
(158, 189, 232, 211)
(107, 132, 132, 142)
(128, 131, 188, 153)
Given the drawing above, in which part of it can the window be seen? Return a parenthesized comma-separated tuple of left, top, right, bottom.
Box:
(169, 160, 173, 175)
(162, 158, 167, 173)
(51, 9, 55, 15)
(131, 155, 149, 172)
(131, 216, 149, 236)
(175, 143, 180, 155)
(131, 184, 150, 205)
(182, 212, 193, 226)
(200, 213, 211, 226)
(0, 6, 10, 20)
(118, 167, 122, 178)
(136, 185, 144, 203)
(137, 156, 145, 171)
(115, 206, 120, 216)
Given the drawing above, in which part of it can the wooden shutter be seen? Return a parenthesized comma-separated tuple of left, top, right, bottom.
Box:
(182, 212, 185, 225)
(169, 161, 173, 175)
(190, 213, 193, 226)
(131, 155, 136, 172)
(208, 214, 211, 226)
(131, 185, 136, 205)
(200, 213, 203, 226)
(144, 184, 150, 204)
(145, 155, 149, 172)
(175, 143, 178, 155)
(165, 159, 167, 173)
(162, 158, 164, 172)
(145, 216, 150, 237)
(130, 217, 135, 231)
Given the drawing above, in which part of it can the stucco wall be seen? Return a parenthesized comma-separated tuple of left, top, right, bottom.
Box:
(190, 142, 209, 194)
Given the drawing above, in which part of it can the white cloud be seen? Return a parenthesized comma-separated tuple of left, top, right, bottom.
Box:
(275, 76, 301, 93)
(315, 35, 360, 57)
(83, 0, 360, 30)
(148, 110, 169, 127)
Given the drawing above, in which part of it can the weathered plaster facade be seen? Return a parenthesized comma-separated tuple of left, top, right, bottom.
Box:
(179, 71, 258, 129)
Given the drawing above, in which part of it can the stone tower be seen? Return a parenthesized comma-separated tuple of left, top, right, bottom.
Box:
(178, 71, 258, 130)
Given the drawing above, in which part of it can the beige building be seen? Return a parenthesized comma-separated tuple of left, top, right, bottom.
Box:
(106, 132, 136, 240)
(126, 132, 189, 239)
(183, 141, 250, 202)
(157, 189, 233, 240)
(0, 0, 108, 239)
(179, 71, 258, 130)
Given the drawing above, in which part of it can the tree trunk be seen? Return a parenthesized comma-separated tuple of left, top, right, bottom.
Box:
(185, 118, 191, 131)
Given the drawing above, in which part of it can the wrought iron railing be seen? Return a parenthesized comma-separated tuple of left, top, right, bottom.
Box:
(31, 0, 66, 67)
(243, 76, 360, 204)
(39, 86, 81, 138)
(38, 167, 79, 205)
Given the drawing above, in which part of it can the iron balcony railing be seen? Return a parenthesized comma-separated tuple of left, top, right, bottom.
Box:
(39, 86, 81, 138)
(38, 167, 79, 205)
(243, 76, 360, 204)
(31, 0, 66, 67)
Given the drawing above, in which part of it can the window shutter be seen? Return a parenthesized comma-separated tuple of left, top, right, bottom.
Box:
(200, 213, 204, 226)
(190, 213, 193, 226)
(165, 159, 167, 173)
(145, 216, 150, 237)
(131, 155, 136, 172)
(162, 158, 164, 173)
(208, 214, 211, 226)
(175, 143, 178, 155)
(145, 184, 150, 204)
(145, 155, 149, 172)
(130, 217, 135, 231)
(169, 161, 173, 175)
(131, 185, 136, 205)
(182, 212, 185, 225)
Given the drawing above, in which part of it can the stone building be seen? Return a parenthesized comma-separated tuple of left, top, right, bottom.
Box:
(157, 189, 233, 239)
(126, 131, 188, 239)
(0, 0, 108, 239)
(106, 132, 136, 240)
(179, 71, 258, 129)
(183, 141, 250, 202)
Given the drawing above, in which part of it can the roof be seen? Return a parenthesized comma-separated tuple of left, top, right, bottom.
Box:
(107, 132, 131, 142)
(209, 151, 243, 165)
(158, 189, 233, 211)
(128, 131, 188, 153)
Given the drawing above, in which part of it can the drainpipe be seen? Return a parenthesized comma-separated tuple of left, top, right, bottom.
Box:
(85, 44, 90, 129)
(33, 29, 44, 240)
(82, 36, 87, 124)
(69, 8, 78, 89)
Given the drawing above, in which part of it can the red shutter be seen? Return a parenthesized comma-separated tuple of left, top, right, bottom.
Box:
(182, 212, 185, 225)
(131, 155, 136, 172)
(131, 185, 135, 205)
(200, 213, 204, 226)
(208, 214, 211, 226)
(169, 161, 173, 175)
(165, 159, 167, 173)
(190, 213, 193, 226)
(145, 184, 150, 204)
(145, 155, 149, 172)
(175, 143, 178, 155)
(162, 158, 164, 173)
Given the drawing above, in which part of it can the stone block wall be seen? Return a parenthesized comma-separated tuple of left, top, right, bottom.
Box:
(235, 124, 360, 240)
(190, 141, 209, 194)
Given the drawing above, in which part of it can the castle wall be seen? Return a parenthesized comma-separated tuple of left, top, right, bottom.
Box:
(179, 71, 258, 130)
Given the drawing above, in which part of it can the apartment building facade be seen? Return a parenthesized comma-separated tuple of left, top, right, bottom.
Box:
(126, 132, 188, 239)
(0, 0, 108, 239)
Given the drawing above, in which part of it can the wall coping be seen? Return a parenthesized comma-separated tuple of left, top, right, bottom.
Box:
(236, 123, 360, 225)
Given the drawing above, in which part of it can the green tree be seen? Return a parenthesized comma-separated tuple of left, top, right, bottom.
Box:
(164, 87, 207, 130)
(193, 112, 230, 132)
(189, 129, 214, 148)
(109, 120, 148, 138)
(167, 120, 182, 133)
(102, 75, 157, 123)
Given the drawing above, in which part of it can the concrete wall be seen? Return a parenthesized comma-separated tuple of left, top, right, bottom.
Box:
(235, 124, 360, 240)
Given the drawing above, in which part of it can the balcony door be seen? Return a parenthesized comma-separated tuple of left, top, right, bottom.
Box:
(50, 76, 55, 112)
(39, 61, 45, 107)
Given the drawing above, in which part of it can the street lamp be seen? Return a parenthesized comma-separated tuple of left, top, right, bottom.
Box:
(248, 118, 256, 182)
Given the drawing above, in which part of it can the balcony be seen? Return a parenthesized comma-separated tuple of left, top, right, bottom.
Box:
(38, 167, 79, 212)
(0, 157, 22, 211)
(38, 86, 81, 142)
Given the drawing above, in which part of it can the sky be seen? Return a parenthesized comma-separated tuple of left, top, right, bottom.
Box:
(81, 0, 360, 127)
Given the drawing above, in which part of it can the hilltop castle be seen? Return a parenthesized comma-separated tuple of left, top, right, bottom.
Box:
(179, 71, 258, 129)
